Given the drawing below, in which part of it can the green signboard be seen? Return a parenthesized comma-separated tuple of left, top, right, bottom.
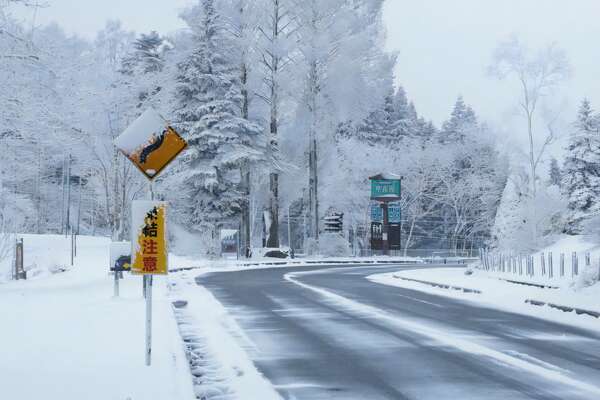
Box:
(371, 179, 401, 200)
(370, 203, 401, 223)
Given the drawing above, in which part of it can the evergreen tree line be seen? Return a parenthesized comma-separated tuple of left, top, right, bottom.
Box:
(0, 0, 509, 256)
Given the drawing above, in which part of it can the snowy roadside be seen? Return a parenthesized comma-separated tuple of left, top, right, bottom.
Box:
(0, 235, 194, 400)
(368, 267, 600, 332)
(161, 255, 425, 399)
(167, 270, 282, 400)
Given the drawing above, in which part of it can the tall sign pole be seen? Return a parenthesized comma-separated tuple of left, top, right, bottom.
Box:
(382, 202, 389, 256)
(114, 108, 187, 366)
(369, 174, 402, 256)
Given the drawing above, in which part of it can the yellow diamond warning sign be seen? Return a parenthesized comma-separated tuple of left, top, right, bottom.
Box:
(115, 108, 187, 180)
(131, 201, 168, 275)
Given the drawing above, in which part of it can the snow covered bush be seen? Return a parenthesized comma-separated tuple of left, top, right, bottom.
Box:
(493, 168, 566, 252)
(304, 238, 319, 257)
(318, 233, 351, 257)
(573, 262, 600, 290)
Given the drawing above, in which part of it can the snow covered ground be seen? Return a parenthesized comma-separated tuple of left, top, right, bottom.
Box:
(0, 234, 194, 400)
(369, 266, 600, 332)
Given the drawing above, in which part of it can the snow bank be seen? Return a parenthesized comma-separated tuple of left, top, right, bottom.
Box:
(0, 234, 194, 400)
(0, 234, 80, 281)
(369, 267, 600, 332)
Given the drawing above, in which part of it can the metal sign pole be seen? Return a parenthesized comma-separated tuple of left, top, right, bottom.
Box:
(145, 181, 154, 366)
(382, 202, 389, 256)
(145, 274, 152, 366)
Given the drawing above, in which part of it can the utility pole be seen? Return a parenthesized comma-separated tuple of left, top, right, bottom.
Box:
(60, 154, 66, 235)
(76, 176, 82, 235)
(241, 164, 251, 257)
(308, 138, 319, 241)
(287, 204, 292, 252)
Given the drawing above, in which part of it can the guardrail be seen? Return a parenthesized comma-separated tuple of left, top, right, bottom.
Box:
(478, 248, 600, 282)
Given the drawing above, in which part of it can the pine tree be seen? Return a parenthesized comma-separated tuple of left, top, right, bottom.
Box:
(439, 96, 477, 144)
(562, 99, 600, 234)
(548, 157, 562, 187)
(134, 31, 166, 73)
(122, 31, 168, 74)
(351, 86, 420, 145)
(173, 0, 264, 240)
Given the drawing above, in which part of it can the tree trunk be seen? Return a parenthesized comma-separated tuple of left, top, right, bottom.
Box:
(240, 62, 252, 256)
(65, 154, 72, 236)
(404, 217, 416, 257)
(111, 148, 119, 241)
(307, 59, 319, 240)
(266, 22, 280, 248)
(527, 111, 538, 244)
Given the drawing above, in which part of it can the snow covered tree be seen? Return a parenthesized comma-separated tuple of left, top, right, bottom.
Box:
(122, 31, 168, 74)
(489, 36, 570, 199)
(173, 0, 264, 251)
(347, 86, 420, 146)
(439, 96, 477, 144)
(492, 170, 532, 250)
(255, 0, 298, 248)
(562, 99, 600, 234)
(293, 0, 394, 246)
(548, 157, 562, 187)
(220, 0, 263, 255)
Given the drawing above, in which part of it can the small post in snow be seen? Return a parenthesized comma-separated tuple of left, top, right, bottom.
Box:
(585, 252, 591, 268)
(541, 253, 546, 276)
(70, 227, 74, 266)
(548, 252, 553, 279)
(14, 238, 25, 280)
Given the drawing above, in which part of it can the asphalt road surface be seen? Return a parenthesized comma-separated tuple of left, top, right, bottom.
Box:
(197, 263, 600, 400)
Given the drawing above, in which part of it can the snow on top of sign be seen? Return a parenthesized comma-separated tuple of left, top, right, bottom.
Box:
(220, 229, 238, 240)
(114, 108, 167, 154)
(369, 173, 402, 180)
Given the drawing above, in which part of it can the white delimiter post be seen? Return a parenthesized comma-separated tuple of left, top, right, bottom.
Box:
(146, 182, 154, 366)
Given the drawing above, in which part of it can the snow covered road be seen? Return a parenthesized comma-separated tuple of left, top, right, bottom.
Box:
(197, 263, 600, 400)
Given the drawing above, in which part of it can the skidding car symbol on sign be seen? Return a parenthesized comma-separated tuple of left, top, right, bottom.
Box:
(114, 108, 187, 180)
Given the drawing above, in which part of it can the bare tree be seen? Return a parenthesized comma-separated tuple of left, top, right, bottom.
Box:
(256, 0, 296, 248)
(489, 36, 570, 198)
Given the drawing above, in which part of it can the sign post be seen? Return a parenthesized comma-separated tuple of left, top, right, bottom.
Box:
(115, 108, 186, 366)
(110, 241, 131, 297)
(369, 174, 401, 256)
(14, 238, 25, 280)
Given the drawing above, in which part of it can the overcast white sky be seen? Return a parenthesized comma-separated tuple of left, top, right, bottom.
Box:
(14, 0, 600, 136)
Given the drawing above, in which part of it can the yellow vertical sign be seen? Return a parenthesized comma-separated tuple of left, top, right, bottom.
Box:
(131, 201, 168, 275)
